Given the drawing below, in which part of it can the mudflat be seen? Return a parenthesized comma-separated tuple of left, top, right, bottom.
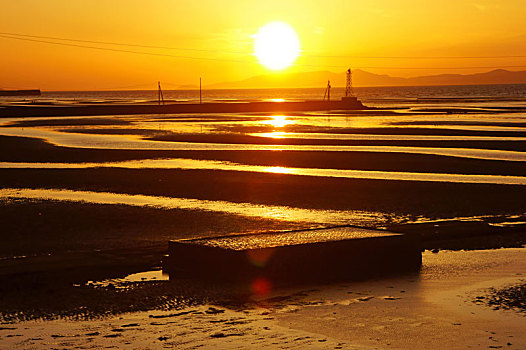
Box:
(0, 109, 525, 348)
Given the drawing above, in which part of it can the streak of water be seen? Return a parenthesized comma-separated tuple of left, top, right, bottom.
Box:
(0, 188, 384, 226)
(252, 132, 526, 141)
(1, 158, 525, 185)
(1, 127, 526, 162)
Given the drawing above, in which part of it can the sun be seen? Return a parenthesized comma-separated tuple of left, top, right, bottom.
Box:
(254, 22, 300, 70)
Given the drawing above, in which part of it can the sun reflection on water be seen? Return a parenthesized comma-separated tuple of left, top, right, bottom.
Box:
(257, 132, 288, 138)
(263, 166, 293, 174)
(262, 115, 294, 128)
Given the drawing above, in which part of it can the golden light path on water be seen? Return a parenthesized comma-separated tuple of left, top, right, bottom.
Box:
(253, 132, 526, 141)
(1, 127, 526, 162)
(0, 188, 382, 226)
(1, 158, 525, 185)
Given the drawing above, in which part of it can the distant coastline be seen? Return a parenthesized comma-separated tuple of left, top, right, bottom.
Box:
(0, 89, 41, 96)
(4, 70, 526, 94)
(208, 69, 526, 90)
(30, 82, 526, 94)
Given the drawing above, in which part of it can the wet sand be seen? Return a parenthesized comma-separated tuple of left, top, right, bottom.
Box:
(0, 199, 313, 259)
(148, 132, 526, 152)
(1, 127, 526, 285)
(2, 168, 526, 216)
(1, 249, 525, 349)
(0, 110, 525, 348)
(3, 135, 526, 176)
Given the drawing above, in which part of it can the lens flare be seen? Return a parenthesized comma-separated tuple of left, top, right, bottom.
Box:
(251, 277, 272, 297)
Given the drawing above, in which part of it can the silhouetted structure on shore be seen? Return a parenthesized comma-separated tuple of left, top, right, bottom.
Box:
(0, 89, 41, 97)
(0, 97, 367, 118)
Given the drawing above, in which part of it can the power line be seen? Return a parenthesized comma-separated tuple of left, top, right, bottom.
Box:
(0, 31, 250, 55)
(3, 31, 526, 60)
(301, 52, 526, 59)
(0, 34, 256, 64)
(2, 33, 526, 70)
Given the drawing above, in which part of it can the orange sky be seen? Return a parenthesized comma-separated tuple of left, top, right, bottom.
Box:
(1, 0, 525, 90)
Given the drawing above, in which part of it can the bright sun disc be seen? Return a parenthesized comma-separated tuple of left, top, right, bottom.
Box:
(254, 22, 300, 70)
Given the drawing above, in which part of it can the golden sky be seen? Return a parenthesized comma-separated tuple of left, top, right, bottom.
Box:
(1, 0, 525, 90)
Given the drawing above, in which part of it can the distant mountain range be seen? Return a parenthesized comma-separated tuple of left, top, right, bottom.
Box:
(207, 69, 526, 89)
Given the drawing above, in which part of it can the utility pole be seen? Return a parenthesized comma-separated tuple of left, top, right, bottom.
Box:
(323, 80, 331, 101)
(199, 76, 202, 104)
(158, 81, 165, 106)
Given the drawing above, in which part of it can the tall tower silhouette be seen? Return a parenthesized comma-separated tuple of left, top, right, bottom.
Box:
(345, 69, 354, 97)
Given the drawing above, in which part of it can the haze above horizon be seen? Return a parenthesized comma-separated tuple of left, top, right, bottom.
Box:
(1, 0, 526, 90)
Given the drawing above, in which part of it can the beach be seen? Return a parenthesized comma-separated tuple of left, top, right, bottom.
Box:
(1, 86, 525, 348)
(1, 249, 525, 349)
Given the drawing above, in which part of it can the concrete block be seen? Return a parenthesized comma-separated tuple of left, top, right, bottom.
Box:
(164, 226, 421, 284)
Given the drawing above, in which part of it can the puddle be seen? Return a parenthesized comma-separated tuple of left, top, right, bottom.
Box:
(86, 269, 169, 289)
(488, 221, 526, 227)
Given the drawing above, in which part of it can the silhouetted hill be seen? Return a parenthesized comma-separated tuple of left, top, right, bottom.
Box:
(209, 69, 526, 89)
(407, 69, 526, 86)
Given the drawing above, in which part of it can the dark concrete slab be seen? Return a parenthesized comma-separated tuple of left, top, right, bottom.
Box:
(164, 226, 422, 284)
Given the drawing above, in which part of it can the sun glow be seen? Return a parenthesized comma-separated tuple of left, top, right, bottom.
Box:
(263, 166, 293, 174)
(254, 22, 300, 70)
(261, 115, 294, 128)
